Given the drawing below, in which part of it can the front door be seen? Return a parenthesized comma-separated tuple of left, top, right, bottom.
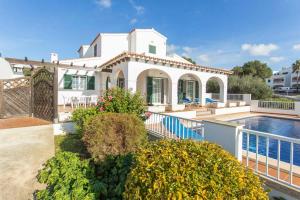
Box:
(186, 81, 195, 100)
(147, 77, 164, 104)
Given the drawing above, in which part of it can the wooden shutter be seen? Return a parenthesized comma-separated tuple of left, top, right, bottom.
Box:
(87, 76, 95, 90)
(146, 77, 153, 104)
(178, 79, 184, 103)
(195, 81, 199, 98)
(64, 74, 72, 89)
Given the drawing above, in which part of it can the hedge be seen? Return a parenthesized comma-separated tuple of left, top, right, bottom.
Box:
(124, 140, 268, 199)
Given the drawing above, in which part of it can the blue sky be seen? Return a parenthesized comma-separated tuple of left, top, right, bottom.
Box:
(0, 0, 300, 71)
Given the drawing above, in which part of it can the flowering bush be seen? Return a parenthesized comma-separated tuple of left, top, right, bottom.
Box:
(96, 88, 146, 119)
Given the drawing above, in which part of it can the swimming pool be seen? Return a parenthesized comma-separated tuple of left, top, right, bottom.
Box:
(231, 116, 300, 166)
(162, 116, 203, 141)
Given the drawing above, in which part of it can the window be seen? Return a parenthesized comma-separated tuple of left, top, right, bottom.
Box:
(117, 78, 125, 88)
(186, 81, 195, 100)
(63, 74, 95, 90)
(94, 44, 97, 57)
(148, 45, 156, 54)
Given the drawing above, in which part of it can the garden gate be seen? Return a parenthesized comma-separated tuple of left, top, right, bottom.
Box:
(0, 68, 58, 121)
(31, 68, 58, 121)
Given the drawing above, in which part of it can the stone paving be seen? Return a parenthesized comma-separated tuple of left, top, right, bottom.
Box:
(0, 125, 54, 200)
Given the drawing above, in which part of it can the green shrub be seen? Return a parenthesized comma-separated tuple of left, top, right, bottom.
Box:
(83, 113, 147, 162)
(72, 107, 98, 134)
(97, 154, 133, 199)
(97, 88, 145, 119)
(124, 140, 268, 200)
(228, 75, 273, 99)
(36, 152, 104, 200)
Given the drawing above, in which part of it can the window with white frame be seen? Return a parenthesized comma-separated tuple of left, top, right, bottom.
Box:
(72, 76, 86, 90)
(64, 74, 95, 90)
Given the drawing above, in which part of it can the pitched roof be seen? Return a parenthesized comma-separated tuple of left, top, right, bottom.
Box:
(99, 52, 233, 75)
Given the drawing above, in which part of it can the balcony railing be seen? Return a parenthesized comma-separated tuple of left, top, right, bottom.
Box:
(145, 112, 204, 140)
(258, 101, 295, 110)
(241, 129, 300, 189)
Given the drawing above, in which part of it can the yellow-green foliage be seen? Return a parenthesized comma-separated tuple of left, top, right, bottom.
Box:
(124, 140, 268, 200)
(83, 113, 147, 162)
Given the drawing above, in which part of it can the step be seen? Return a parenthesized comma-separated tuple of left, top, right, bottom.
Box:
(196, 110, 212, 116)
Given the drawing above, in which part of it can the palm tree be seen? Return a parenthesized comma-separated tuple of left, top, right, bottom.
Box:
(292, 60, 300, 93)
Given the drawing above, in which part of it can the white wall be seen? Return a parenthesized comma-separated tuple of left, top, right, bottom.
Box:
(211, 106, 251, 115)
(251, 100, 300, 115)
(130, 29, 167, 57)
(203, 120, 243, 161)
(57, 68, 101, 105)
(0, 58, 14, 79)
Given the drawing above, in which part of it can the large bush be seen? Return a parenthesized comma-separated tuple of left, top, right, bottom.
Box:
(83, 113, 147, 162)
(97, 154, 133, 199)
(228, 75, 273, 99)
(72, 107, 98, 134)
(124, 140, 268, 200)
(97, 88, 146, 119)
(36, 152, 103, 200)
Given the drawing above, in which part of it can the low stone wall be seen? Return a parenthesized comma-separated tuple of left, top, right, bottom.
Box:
(210, 106, 251, 115)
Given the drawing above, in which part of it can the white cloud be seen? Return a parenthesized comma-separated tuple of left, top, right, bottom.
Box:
(241, 43, 278, 56)
(129, 18, 138, 25)
(270, 56, 285, 63)
(166, 44, 179, 54)
(293, 44, 300, 50)
(96, 0, 111, 8)
(129, 0, 144, 14)
(198, 54, 209, 63)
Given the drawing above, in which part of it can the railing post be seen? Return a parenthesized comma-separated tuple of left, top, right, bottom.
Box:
(0, 80, 5, 118)
(203, 120, 243, 161)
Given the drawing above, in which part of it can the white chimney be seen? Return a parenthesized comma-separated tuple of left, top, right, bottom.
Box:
(50, 53, 58, 63)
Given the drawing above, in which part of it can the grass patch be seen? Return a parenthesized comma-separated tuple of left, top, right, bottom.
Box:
(54, 134, 88, 157)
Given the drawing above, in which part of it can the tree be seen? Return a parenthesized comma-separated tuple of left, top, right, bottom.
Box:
(228, 75, 273, 100)
(232, 60, 272, 80)
(292, 60, 300, 92)
(182, 56, 196, 64)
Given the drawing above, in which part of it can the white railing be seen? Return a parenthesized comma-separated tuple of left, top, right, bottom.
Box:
(258, 101, 295, 110)
(227, 94, 244, 101)
(145, 112, 204, 140)
(241, 128, 300, 189)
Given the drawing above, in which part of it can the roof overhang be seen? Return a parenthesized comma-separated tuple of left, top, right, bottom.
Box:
(99, 52, 233, 75)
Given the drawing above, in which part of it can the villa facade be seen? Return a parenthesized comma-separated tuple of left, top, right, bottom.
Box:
(56, 28, 232, 111)
(1, 28, 232, 112)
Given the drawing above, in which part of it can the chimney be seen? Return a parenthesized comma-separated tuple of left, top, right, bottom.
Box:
(50, 53, 58, 63)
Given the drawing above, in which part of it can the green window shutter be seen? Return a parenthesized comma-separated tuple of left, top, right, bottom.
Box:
(87, 76, 95, 90)
(195, 81, 199, 98)
(178, 79, 184, 104)
(64, 74, 72, 89)
(147, 77, 153, 104)
(149, 45, 156, 54)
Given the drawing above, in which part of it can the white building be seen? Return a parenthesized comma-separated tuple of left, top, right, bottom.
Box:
(1, 28, 233, 112)
(266, 67, 293, 90)
(56, 28, 231, 111)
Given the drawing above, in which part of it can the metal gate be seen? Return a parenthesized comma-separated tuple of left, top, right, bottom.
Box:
(31, 68, 57, 121)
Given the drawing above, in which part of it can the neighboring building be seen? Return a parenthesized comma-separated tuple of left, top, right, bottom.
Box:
(266, 67, 293, 90)
(2, 28, 232, 111)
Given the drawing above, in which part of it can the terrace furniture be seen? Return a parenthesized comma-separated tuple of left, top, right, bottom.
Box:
(62, 96, 72, 109)
(183, 98, 192, 104)
(78, 96, 88, 108)
(89, 95, 98, 106)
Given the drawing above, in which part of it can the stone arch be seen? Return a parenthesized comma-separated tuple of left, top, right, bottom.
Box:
(136, 68, 172, 105)
(177, 73, 203, 104)
(205, 76, 226, 102)
(115, 70, 125, 88)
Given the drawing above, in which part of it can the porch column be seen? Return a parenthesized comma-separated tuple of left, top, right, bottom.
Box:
(126, 79, 137, 93)
(200, 84, 206, 106)
(220, 80, 227, 104)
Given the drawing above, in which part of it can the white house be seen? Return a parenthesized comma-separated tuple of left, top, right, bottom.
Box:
(1, 28, 232, 112)
(56, 28, 232, 111)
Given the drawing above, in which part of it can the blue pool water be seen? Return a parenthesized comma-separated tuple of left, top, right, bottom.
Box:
(231, 116, 300, 166)
(162, 116, 203, 141)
